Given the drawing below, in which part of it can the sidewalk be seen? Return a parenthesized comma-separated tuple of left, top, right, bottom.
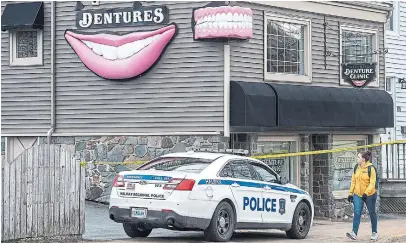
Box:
(306, 218, 406, 242)
(79, 218, 406, 243)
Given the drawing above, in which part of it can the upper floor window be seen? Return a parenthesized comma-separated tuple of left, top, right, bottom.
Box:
(339, 26, 379, 87)
(387, 1, 399, 34)
(264, 14, 312, 83)
(342, 31, 374, 63)
(9, 29, 43, 66)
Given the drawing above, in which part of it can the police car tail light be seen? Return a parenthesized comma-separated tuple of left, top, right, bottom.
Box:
(175, 179, 195, 191)
(112, 175, 124, 187)
(163, 178, 195, 191)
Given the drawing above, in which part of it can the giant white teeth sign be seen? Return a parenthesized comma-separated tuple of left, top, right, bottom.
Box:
(76, 6, 170, 29)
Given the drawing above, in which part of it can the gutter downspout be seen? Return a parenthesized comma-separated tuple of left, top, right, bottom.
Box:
(47, 1, 56, 145)
(223, 43, 231, 138)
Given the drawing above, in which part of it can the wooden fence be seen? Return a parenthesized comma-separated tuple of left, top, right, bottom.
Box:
(1, 144, 85, 241)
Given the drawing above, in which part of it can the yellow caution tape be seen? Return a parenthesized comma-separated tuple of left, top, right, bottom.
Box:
(79, 139, 406, 167)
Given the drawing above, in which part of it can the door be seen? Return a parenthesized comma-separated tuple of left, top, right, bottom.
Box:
(222, 160, 263, 223)
(248, 161, 292, 224)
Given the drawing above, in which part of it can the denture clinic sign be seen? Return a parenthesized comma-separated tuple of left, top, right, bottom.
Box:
(76, 6, 170, 29)
(342, 63, 376, 88)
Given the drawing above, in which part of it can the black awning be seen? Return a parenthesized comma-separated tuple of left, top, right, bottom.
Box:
(230, 81, 277, 128)
(230, 81, 394, 131)
(1, 2, 44, 31)
(271, 83, 394, 128)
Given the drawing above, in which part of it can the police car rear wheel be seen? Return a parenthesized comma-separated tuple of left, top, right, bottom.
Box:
(204, 201, 235, 242)
(123, 223, 152, 238)
(286, 201, 311, 239)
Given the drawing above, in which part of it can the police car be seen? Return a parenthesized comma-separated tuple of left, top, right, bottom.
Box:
(109, 150, 314, 242)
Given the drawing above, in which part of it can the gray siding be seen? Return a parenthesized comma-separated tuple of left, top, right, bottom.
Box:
(231, 2, 386, 90)
(1, 2, 52, 135)
(386, 1, 406, 137)
(385, 1, 406, 178)
(55, 1, 224, 134)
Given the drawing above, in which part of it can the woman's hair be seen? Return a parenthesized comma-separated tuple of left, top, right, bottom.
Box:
(361, 150, 372, 162)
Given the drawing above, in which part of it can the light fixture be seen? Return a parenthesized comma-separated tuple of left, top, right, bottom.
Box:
(399, 78, 406, 89)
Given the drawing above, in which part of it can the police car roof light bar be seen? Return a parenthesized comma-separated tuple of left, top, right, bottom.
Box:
(185, 147, 249, 156)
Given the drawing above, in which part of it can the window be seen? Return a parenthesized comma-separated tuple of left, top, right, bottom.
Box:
(340, 26, 379, 87)
(264, 14, 312, 83)
(230, 160, 253, 180)
(342, 31, 373, 63)
(331, 135, 368, 198)
(137, 157, 213, 173)
(385, 77, 395, 93)
(229, 133, 251, 150)
(387, 1, 399, 34)
(219, 163, 234, 178)
(252, 138, 300, 186)
(249, 162, 279, 183)
(9, 29, 43, 66)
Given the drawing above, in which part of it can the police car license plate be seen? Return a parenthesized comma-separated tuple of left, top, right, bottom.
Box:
(131, 208, 147, 218)
(126, 183, 136, 190)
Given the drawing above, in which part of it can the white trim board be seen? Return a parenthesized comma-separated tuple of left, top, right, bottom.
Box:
(252, 1, 389, 23)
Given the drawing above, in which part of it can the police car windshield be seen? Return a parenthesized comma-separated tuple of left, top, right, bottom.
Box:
(137, 157, 214, 173)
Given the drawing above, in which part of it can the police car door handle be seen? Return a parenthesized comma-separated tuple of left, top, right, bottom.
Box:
(231, 182, 240, 187)
(264, 186, 271, 190)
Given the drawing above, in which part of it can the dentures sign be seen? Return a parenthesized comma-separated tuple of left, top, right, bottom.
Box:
(66, 3, 178, 80)
(76, 5, 170, 29)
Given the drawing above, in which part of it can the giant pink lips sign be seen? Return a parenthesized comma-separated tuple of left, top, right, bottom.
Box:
(65, 25, 176, 80)
(65, 4, 177, 80)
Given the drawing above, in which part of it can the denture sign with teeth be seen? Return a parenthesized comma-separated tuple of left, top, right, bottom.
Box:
(193, 6, 253, 40)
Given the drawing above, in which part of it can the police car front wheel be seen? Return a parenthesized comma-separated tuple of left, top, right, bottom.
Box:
(123, 223, 152, 238)
(286, 201, 311, 239)
(204, 201, 236, 242)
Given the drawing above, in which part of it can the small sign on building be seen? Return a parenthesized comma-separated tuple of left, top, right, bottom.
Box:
(342, 63, 377, 88)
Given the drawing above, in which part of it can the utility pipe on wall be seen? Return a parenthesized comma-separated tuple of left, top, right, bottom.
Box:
(223, 43, 231, 138)
(47, 1, 56, 145)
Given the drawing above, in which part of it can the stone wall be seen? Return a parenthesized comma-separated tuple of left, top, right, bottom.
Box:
(48, 135, 229, 203)
(1, 136, 5, 163)
(312, 134, 334, 218)
(300, 134, 310, 192)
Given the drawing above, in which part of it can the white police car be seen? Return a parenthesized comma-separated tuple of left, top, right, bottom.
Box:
(109, 151, 314, 242)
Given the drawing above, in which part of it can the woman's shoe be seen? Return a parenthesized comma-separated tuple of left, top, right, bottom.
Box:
(346, 231, 357, 240)
(371, 232, 378, 241)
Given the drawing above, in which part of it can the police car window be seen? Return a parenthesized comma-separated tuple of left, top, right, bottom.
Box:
(219, 163, 234, 177)
(250, 162, 278, 183)
(137, 157, 213, 173)
(230, 160, 253, 180)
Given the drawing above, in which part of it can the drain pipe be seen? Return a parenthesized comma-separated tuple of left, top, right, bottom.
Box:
(47, 1, 56, 145)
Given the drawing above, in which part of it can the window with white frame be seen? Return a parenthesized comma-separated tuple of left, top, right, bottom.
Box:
(385, 76, 395, 93)
(340, 26, 379, 87)
(9, 29, 43, 66)
(387, 0, 399, 34)
(264, 14, 312, 83)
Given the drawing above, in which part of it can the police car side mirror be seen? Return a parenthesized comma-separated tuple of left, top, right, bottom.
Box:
(280, 177, 288, 185)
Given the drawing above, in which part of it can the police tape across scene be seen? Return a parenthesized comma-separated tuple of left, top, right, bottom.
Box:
(79, 139, 406, 167)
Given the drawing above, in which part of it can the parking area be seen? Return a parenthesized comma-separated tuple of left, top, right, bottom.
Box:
(83, 201, 406, 243)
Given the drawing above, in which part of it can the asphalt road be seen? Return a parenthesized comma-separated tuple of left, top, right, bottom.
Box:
(82, 201, 406, 243)
(83, 201, 294, 242)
